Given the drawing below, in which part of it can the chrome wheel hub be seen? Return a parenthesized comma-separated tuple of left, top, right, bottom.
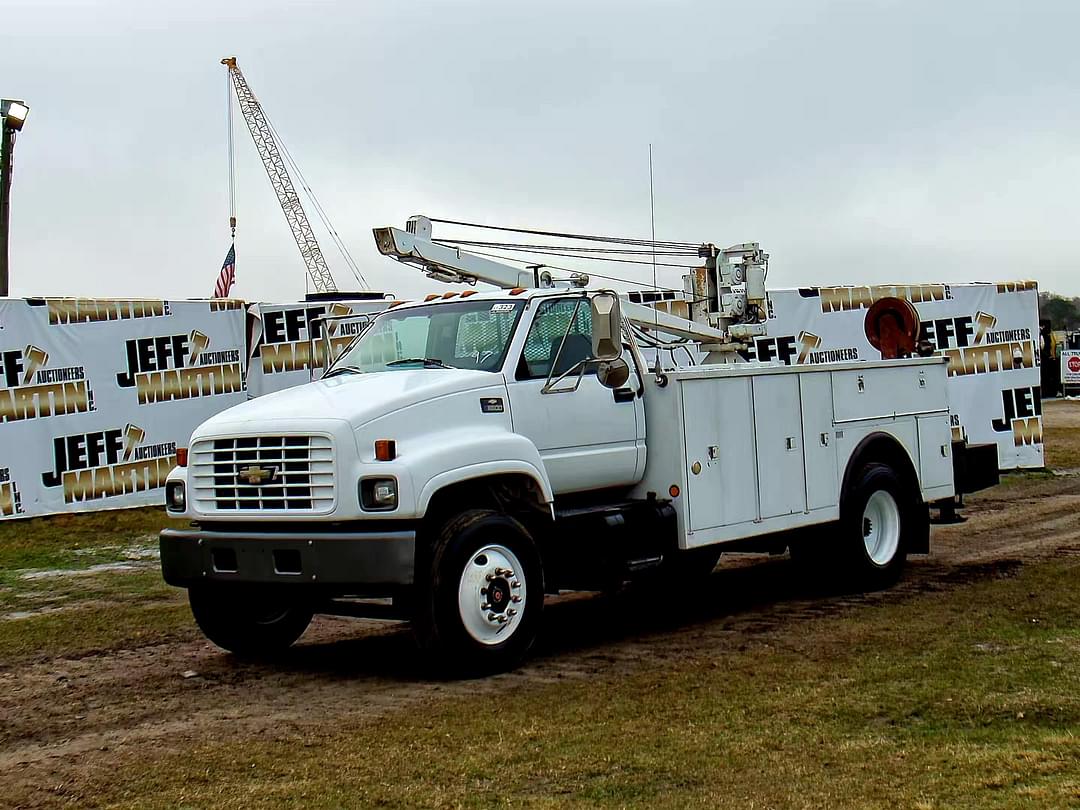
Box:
(458, 544, 526, 645)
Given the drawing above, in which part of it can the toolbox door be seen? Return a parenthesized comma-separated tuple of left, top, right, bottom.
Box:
(753, 374, 808, 519)
(682, 378, 758, 532)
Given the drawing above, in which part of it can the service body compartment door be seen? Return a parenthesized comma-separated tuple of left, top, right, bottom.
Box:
(800, 372, 838, 510)
(916, 414, 954, 490)
(832, 365, 945, 422)
(753, 375, 807, 518)
(682, 378, 758, 532)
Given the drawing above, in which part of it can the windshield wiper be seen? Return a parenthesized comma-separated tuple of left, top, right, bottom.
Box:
(386, 357, 454, 369)
(324, 365, 365, 378)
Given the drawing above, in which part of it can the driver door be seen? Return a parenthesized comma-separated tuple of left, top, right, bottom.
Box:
(506, 297, 644, 494)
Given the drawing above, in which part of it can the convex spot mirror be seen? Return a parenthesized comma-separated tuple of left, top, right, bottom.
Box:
(596, 357, 630, 389)
(590, 291, 623, 362)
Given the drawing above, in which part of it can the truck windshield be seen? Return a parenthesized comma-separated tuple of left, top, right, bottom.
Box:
(328, 299, 526, 374)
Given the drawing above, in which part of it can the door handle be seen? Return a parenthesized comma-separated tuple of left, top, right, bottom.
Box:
(613, 387, 635, 403)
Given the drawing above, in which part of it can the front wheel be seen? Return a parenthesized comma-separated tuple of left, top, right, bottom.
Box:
(415, 509, 543, 676)
(188, 587, 313, 658)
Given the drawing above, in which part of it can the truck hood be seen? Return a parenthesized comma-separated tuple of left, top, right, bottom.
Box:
(199, 368, 505, 433)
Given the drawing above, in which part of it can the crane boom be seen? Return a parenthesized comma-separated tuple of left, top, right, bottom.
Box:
(222, 57, 337, 293)
(372, 218, 731, 345)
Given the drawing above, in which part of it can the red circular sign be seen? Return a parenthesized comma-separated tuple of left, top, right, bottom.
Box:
(1069, 356, 1080, 373)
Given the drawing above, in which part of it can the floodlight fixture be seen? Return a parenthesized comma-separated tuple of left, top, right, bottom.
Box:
(1, 100, 28, 131)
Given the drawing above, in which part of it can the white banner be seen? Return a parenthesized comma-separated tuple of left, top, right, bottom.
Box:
(0, 297, 247, 519)
(760, 282, 1043, 469)
(634, 280, 1043, 470)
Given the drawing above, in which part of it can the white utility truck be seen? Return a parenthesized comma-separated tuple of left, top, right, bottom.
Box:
(161, 217, 956, 673)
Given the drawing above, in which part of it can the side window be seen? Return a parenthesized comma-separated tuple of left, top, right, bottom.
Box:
(518, 299, 594, 379)
(453, 308, 518, 370)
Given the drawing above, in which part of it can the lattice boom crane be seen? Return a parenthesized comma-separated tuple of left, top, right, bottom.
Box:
(222, 57, 338, 293)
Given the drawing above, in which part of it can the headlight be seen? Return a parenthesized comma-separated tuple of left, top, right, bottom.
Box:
(359, 477, 397, 511)
(165, 481, 186, 512)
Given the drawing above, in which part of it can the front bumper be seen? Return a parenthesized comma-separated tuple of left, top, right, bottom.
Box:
(160, 526, 416, 587)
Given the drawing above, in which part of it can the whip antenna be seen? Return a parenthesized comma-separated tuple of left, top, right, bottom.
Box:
(649, 143, 659, 371)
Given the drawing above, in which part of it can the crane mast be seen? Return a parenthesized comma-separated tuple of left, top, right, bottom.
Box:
(222, 57, 338, 293)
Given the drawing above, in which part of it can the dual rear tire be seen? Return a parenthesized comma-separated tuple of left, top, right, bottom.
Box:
(793, 461, 925, 589)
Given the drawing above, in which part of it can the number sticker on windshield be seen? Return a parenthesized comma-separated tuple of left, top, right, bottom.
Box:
(490, 303, 515, 313)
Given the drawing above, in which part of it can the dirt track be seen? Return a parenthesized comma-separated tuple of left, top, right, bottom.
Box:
(3, 424, 1080, 805)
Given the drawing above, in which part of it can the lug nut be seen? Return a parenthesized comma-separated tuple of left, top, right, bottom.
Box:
(511, 595, 522, 603)
(508, 608, 517, 617)
(487, 613, 498, 622)
(511, 580, 521, 589)
(481, 603, 490, 610)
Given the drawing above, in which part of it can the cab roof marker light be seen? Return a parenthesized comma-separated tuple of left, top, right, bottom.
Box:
(510, 287, 527, 295)
(424, 294, 440, 302)
(443, 292, 458, 299)
(460, 290, 478, 297)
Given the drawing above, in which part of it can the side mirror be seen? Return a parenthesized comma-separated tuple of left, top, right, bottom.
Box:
(590, 291, 623, 362)
(596, 357, 631, 389)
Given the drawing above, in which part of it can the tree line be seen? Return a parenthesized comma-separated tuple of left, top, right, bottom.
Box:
(1039, 292, 1080, 331)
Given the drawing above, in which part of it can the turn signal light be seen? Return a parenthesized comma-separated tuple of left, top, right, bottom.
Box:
(375, 440, 397, 461)
(176, 447, 188, 467)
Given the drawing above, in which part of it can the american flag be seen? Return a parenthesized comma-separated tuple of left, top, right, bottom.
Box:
(213, 243, 236, 298)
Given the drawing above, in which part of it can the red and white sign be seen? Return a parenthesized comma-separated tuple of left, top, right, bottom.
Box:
(1063, 350, 1080, 388)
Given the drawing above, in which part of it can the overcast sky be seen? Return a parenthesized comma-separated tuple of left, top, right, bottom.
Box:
(4, 0, 1080, 303)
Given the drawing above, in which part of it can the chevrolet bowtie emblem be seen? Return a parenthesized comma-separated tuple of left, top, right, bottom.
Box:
(237, 465, 277, 485)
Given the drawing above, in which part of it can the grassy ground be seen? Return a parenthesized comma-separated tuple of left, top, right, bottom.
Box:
(3, 405, 1080, 807)
(85, 552, 1080, 809)
(0, 506, 193, 662)
(1043, 399, 1080, 470)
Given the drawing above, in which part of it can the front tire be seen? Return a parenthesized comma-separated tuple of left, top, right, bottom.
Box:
(188, 587, 313, 658)
(415, 509, 543, 676)
(837, 461, 923, 589)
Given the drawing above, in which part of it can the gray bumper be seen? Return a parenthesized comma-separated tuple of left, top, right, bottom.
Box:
(160, 527, 415, 587)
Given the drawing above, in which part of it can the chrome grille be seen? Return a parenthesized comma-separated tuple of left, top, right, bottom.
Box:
(191, 435, 334, 513)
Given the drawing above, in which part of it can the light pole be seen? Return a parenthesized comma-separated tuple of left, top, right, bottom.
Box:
(1, 99, 30, 297)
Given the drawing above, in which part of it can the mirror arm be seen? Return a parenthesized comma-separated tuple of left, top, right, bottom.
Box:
(623, 322, 646, 397)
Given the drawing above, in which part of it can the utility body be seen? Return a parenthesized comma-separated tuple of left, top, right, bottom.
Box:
(161, 219, 957, 672)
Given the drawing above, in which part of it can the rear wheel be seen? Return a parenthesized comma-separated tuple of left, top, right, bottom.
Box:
(837, 461, 922, 589)
(415, 509, 543, 675)
(188, 587, 313, 658)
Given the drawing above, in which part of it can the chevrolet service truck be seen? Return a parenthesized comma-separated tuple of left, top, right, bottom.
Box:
(160, 217, 957, 673)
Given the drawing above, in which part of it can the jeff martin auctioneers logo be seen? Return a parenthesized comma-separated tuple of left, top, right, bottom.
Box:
(0, 344, 93, 423)
(116, 330, 245, 404)
(41, 423, 176, 504)
(919, 311, 1037, 378)
(259, 302, 362, 374)
(31, 297, 172, 325)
